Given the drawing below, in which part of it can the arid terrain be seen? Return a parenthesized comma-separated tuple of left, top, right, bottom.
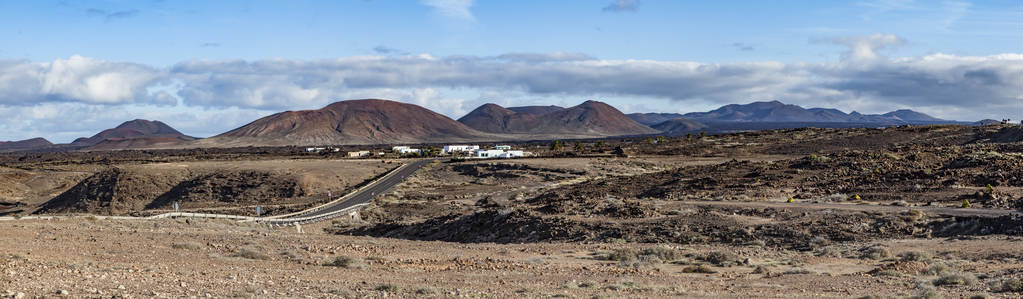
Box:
(5, 124, 1023, 297)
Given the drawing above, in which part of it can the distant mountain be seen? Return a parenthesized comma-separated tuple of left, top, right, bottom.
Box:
(678, 101, 949, 124)
(458, 100, 658, 137)
(651, 118, 707, 135)
(882, 109, 944, 122)
(507, 105, 565, 115)
(71, 119, 196, 150)
(0, 137, 52, 152)
(72, 119, 194, 146)
(975, 119, 1002, 126)
(205, 99, 495, 146)
(627, 113, 686, 126)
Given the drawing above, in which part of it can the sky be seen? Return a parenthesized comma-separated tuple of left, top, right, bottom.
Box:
(3, 0, 1023, 142)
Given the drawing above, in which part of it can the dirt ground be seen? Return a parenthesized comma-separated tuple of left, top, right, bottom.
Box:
(2, 218, 1019, 298)
(5, 124, 1023, 297)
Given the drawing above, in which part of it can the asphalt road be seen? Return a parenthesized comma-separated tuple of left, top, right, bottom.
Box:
(289, 159, 433, 219)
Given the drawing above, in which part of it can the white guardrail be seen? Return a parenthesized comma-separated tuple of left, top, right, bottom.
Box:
(0, 160, 418, 227)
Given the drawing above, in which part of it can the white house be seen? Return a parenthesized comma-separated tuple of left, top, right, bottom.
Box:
(495, 145, 512, 150)
(306, 147, 327, 153)
(392, 146, 422, 155)
(500, 150, 525, 158)
(473, 149, 505, 158)
(472, 149, 525, 159)
(442, 145, 479, 154)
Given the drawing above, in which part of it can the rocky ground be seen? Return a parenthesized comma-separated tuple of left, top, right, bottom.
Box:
(5, 124, 1023, 297)
(3, 218, 1023, 298)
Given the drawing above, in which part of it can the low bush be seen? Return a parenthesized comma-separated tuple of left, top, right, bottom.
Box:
(860, 246, 891, 260)
(233, 247, 270, 260)
(899, 251, 932, 263)
(640, 247, 680, 261)
(1000, 278, 1023, 293)
(324, 255, 366, 269)
(701, 251, 742, 267)
(933, 272, 977, 286)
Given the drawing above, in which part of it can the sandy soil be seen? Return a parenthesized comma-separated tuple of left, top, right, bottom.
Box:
(1, 218, 1017, 298)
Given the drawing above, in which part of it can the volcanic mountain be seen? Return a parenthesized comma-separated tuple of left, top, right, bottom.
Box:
(205, 99, 495, 146)
(69, 119, 196, 150)
(458, 101, 658, 137)
(0, 137, 52, 152)
(627, 113, 688, 126)
(679, 100, 949, 124)
(651, 118, 708, 135)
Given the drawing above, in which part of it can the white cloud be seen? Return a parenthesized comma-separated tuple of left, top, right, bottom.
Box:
(821, 33, 905, 61)
(420, 0, 475, 21)
(0, 55, 167, 106)
(8, 34, 1023, 141)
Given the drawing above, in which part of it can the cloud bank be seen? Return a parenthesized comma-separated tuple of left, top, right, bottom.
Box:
(4, 34, 1023, 141)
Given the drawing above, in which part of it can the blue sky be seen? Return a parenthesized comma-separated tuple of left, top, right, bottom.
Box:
(2, 0, 1023, 142)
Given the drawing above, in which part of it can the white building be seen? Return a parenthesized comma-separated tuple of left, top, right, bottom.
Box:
(472, 149, 524, 159)
(442, 145, 479, 154)
(307, 147, 340, 153)
(495, 145, 512, 150)
(347, 150, 370, 158)
(392, 146, 422, 155)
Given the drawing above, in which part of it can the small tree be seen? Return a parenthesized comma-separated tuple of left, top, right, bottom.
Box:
(699, 131, 707, 139)
(574, 142, 585, 152)
(550, 140, 563, 151)
(596, 140, 606, 150)
(646, 138, 655, 144)
(686, 133, 693, 141)
(656, 136, 667, 143)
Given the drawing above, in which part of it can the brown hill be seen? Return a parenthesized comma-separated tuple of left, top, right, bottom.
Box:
(205, 99, 495, 146)
(0, 137, 52, 152)
(71, 119, 196, 150)
(459, 100, 657, 137)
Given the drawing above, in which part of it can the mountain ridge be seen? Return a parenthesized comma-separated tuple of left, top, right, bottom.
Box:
(458, 100, 657, 137)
